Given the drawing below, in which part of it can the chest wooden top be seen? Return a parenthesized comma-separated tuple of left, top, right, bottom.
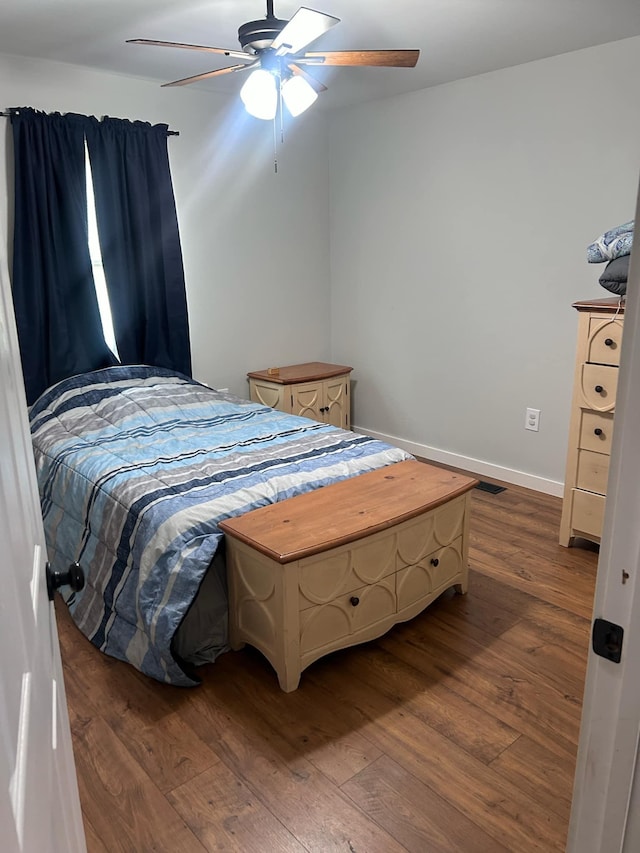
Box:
(246, 362, 353, 385)
(219, 460, 478, 564)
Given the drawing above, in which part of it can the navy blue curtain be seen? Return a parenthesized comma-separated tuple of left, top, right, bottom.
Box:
(10, 108, 115, 404)
(85, 117, 192, 376)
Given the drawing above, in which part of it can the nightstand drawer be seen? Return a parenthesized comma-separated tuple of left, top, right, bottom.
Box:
(576, 450, 610, 495)
(588, 317, 623, 366)
(580, 364, 618, 411)
(579, 411, 614, 454)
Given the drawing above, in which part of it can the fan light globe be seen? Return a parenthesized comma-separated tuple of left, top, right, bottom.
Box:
(240, 69, 278, 120)
(281, 75, 318, 116)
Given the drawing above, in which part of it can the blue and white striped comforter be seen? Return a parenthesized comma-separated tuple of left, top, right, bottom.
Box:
(30, 365, 411, 685)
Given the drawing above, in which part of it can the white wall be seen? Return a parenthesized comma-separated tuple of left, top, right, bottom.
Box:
(328, 37, 640, 493)
(2, 40, 640, 493)
(0, 53, 331, 398)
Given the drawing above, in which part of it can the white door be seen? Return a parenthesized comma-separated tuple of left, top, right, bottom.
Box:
(0, 250, 86, 852)
(567, 191, 640, 851)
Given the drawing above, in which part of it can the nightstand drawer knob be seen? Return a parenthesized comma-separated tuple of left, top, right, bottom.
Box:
(595, 385, 604, 393)
(350, 596, 360, 607)
(605, 338, 614, 347)
(430, 557, 440, 567)
(594, 428, 603, 436)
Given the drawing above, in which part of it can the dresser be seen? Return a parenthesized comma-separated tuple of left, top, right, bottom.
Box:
(559, 297, 625, 547)
(247, 362, 353, 429)
(220, 460, 477, 691)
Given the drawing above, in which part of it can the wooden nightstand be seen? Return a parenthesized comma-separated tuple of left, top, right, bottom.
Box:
(248, 362, 353, 430)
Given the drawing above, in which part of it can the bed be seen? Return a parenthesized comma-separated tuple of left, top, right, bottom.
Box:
(30, 365, 411, 686)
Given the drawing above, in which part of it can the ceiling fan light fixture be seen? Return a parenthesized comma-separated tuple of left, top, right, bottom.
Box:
(281, 74, 318, 116)
(240, 68, 278, 119)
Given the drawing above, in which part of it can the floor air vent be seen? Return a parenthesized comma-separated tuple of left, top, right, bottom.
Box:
(475, 481, 506, 495)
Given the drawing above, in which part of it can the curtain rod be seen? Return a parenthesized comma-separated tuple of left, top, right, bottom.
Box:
(0, 111, 179, 135)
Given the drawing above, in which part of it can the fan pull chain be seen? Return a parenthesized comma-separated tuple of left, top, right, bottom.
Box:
(272, 114, 278, 173)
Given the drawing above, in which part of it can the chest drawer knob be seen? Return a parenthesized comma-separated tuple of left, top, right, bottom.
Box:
(594, 428, 603, 436)
(350, 596, 360, 607)
(595, 385, 604, 393)
(430, 557, 440, 567)
(605, 338, 614, 347)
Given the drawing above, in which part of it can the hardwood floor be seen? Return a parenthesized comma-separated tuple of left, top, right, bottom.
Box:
(56, 476, 599, 852)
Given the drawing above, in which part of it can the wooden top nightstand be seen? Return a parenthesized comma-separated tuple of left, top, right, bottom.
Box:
(248, 362, 353, 430)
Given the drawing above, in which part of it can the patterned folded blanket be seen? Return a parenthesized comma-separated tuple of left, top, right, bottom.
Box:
(587, 220, 634, 264)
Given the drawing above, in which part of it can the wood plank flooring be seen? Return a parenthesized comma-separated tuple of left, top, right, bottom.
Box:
(56, 473, 599, 852)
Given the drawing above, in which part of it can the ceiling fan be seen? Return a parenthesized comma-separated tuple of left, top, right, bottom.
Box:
(127, 1, 420, 120)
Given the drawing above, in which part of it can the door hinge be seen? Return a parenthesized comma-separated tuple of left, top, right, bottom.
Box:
(592, 617, 624, 663)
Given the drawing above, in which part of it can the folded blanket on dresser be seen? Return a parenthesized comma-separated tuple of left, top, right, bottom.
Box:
(587, 220, 634, 264)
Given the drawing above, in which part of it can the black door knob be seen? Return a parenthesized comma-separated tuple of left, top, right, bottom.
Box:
(350, 596, 360, 607)
(46, 561, 85, 602)
(604, 338, 614, 347)
(594, 385, 604, 393)
(430, 558, 440, 567)
(594, 428, 603, 436)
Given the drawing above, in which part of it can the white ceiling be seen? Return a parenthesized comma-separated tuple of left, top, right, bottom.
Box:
(2, 0, 640, 110)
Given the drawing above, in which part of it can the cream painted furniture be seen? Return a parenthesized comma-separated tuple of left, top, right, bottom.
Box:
(248, 362, 353, 429)
(220, 460, 477, 691)
(560, 297, 625, 547)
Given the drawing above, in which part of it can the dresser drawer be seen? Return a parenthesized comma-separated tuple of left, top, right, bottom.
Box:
(576, 449, 610, 496)
(396, 538, 464, 611)
(580, 364, 618, 411)
(579, 411, 614, 454)
(571, 489, 605, 540)
(299, 576, 396, 656)
(588, 316, 623, 366)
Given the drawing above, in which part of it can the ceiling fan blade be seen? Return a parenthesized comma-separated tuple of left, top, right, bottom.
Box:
(127, 38, 250, 62)
(298, 49, 420, 67)
(271, 7, 340, 56)
(162, 61, 259, 88)
(288, 63, 328, 93)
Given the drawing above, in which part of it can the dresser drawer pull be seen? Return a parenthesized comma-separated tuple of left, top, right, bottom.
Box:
(430, 557, 439, 567)
(350, 596, 360, 607)
(594, 428, 603, 436)
(595, 385, 604, 393)
(605, 338, 614, 347)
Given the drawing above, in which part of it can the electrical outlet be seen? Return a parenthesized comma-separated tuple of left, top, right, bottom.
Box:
(525, 407, 540, 432)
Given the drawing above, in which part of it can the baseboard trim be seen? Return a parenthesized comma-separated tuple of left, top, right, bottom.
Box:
(356, 426, 564, 497)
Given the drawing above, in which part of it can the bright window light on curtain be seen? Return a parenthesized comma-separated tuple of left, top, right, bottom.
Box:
(281, 75, 318, 116)
(240, 69, 278, 120)
(85, 147, 119, 358)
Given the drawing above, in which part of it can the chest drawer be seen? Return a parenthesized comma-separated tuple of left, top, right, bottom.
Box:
(587, 316, 623, 366)
(299, 576, 396, 656)
(396, 538, 464, 611)
(298, 531, 396, 608)
(576, 449, 610, 495)
(579, 411, 614, 455)
(571, 489, 605, 540)
(580, 363, 618, 411)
